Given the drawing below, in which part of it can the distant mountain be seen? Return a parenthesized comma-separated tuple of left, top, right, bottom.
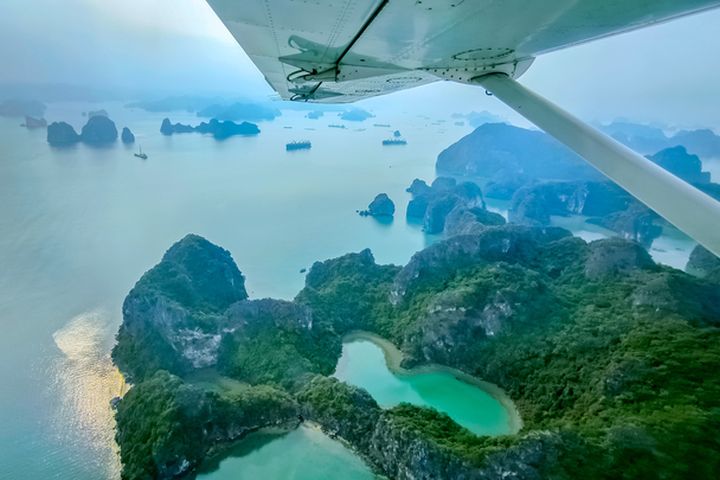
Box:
(197, 102, 281, 122)
(647, 146, 710, 184)
(436, 122, 600, 180)
(672, 129, 720, 158)
(0, 83, 121, 103)
(600, 121, 720, 158)
(0, 99, 46, 118)
(126, 96, 226, 113)
(600, 121, 669, 154)
(451, 110, 505, 128)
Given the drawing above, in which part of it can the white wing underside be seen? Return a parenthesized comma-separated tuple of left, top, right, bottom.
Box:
(207, 0, 720, 103)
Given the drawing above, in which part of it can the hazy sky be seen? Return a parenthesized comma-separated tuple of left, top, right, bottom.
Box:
(1, 0, 719, 128)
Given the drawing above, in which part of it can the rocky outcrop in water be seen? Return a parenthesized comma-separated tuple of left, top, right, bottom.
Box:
(47, 121, 80, 146)
(406, 178, 433, 197)
(80, 115, 118, 145)
(47, 116, 121, 147)
(196, 119, 261, 139)
(405, 177, 488, 234)
(160, 118, 194, 135)
(121, 127, 135, 144)
(161, 117, 260, 139)
(360, 193, 395, 218)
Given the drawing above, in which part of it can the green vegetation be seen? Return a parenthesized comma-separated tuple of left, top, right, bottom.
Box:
(215, 299, 341, 390)
(385, 404, 516, 465)
(114, 231, 720, 479)
(132, 234, 247, 313)
(295, 249, 399, 335)
(217, 326, 339, 389)
(115, 371, 297, 480)
(297, 376, 380, 447)
(297, 230, 720, 478)
(112, 234, 247, 381)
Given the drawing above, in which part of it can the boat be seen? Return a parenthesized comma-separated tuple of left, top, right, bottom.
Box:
(134, 145, 148, 159)
(286, 140, 312, 151)
(382, 138, 407, 146)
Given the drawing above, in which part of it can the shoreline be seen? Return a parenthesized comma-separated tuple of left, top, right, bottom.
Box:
(342, 330, 524, 434)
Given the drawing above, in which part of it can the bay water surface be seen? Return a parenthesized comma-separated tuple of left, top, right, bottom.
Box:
(0, 103, 701, 479)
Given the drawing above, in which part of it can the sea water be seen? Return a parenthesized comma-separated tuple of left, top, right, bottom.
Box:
(0, 103, 697, 479)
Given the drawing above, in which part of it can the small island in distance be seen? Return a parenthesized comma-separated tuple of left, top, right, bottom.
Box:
(160, 117, 260, 140)
(286, 140, 311, 151)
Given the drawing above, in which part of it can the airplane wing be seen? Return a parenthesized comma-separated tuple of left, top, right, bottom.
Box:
(206, 0, 720, 256)
(206, 0, 720, 102)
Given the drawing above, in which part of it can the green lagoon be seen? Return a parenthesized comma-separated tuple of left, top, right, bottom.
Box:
(333, 335, 518, 436)
(195, 334, 517, 479)
(196, 426, 376, 480)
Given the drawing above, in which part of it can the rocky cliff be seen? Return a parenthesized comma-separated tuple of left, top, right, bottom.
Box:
(112, 234, 248, 381)
(80, 115, 118, 145)
(405, 177, 488, 234)
(121, 127, 135, 144)
(360, 193, 395, 217)
(47, 121, 81, 146)
(115, 371, 299, 479)
(509, 181, 663, 247)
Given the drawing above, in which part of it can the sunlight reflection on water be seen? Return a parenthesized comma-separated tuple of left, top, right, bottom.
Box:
(51, 311, 125, 478)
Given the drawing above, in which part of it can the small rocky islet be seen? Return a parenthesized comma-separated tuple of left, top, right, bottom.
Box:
(405, 176, 505, 235)
(112, 224, 720, 479)
(46, 113, 136, 148)
(160, 117, 260, 140)
(358, 193, 395, 218)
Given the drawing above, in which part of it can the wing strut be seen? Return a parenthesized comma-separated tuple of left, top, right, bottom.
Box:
(475, 73, 720, 257)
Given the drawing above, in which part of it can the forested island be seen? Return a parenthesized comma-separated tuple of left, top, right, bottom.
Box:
(160, 118, 260, 140)
(113, 224, 720, 479)
(437, 123, 720, 247)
